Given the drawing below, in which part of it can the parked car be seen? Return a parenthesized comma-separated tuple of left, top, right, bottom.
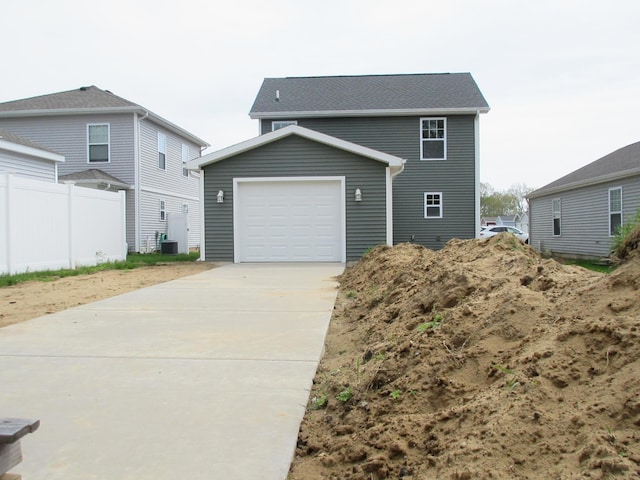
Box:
(479, 225, 529, 244)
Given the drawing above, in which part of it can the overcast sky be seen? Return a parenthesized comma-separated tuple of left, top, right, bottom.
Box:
(2, 0, 638, 191)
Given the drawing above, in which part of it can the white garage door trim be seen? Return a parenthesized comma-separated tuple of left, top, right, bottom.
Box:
(233, 176, 346, 263)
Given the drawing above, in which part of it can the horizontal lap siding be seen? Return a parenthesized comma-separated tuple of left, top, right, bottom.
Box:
(0, 151, 57, 182)
(276, 115, 477, 249)
(139, 120, 202, 249)
(0, 115, 135, 184)
(203, 135, 387, 261)
(530, 175, 640, 258)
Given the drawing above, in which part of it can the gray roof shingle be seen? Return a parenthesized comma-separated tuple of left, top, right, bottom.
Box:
(529, 140, 640, 198)
(0, 86, 137, 112)
(249, 73, 489, 118)
(0, 127, 61, 155)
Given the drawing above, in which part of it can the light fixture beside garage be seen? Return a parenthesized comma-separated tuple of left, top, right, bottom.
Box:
(217, 190, 224, 203)
(355, 188, 362, 202)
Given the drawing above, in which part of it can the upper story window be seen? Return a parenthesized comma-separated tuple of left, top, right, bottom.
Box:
(181, 143, 189, 177)
(424, 192, 443, 218)
(420, 118, 446, 160)
(552, 198, 561, 236)
(87, 124, 110, 163)
(609, 187, 622, 236)
(272, 120, 297, 131)
(158, 133, 167, 170)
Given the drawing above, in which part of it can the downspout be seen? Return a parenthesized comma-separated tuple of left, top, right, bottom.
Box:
(134, 110, 149, 252)
(474, 112, 481, 238)
(386, 159, 406, 246)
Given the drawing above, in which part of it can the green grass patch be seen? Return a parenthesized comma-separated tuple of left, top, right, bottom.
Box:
(560, 259, 615, 274)
(0, 252, 200, 288)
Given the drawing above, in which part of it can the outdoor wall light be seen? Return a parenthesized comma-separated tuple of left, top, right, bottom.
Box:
(355, 188, 362, 202)
(217, 190, 224, 203)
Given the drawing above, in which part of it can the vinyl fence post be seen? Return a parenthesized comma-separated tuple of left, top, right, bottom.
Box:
(67, 182, 76, 270)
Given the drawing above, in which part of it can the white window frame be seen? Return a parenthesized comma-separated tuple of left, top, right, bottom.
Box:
(181, 143, 189, 177)
(272, 120, 297, 131)
(552, 198, 561, 236)
(609, 187, 622, 236)
(87, 123, 110, 163)
(158, 132, 167, 170)
(420, 117, 446, 160)
(424, 192, 443, 219)
(159, 200, 166, 221)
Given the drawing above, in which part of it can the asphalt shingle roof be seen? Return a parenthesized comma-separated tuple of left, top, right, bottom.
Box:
(0, 127, 61, 155)
(249, 73, 489, 117)
(0, 86, 138, 112)
(529, 140, 640, 198)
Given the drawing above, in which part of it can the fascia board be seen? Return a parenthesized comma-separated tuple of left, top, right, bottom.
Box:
(528, 168, 640, 199)
(189, 125, 406, 169)
(249, 106, 490, 119)
(0, 107, 210, 148)
(0, 139, 65, 163)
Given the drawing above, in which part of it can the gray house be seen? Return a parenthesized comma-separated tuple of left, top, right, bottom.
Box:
(190, 73, 489, 262)
(0, 86, 209, 252)
(0, 128, 64, 182)
(528, 140, 640, 259)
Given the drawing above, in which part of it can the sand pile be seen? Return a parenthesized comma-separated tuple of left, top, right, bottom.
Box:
(289, 234, 640, 479)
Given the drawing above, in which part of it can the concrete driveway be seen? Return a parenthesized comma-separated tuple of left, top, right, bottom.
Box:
(0, 263, 344, 480)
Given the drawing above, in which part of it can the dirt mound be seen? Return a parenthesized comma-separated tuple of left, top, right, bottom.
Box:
(289, 235, 640, 479)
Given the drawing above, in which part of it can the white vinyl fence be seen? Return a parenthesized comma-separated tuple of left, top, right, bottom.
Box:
(1, 173, 127, 275)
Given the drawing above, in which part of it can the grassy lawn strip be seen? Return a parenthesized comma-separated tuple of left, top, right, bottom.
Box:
(0, 252, 200, 288)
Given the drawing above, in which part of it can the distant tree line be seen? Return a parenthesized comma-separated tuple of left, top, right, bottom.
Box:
(480, 183, 533, 217)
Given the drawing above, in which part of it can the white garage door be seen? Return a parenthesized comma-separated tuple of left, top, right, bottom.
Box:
(235, 179, 344, 262)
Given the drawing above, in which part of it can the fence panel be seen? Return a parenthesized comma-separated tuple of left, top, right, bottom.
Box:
(1, 173, 127, 275)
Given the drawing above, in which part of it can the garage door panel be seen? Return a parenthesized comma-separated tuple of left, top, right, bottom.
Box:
(236, 180, 342, 262)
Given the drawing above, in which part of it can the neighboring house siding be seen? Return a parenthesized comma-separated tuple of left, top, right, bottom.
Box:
(138, 120, 201, 250)
(265, 115, 477, 248)
(202, 135, 388, 261)
(0, 150, 57, 182)
(0, 114, 135, 184)
(529, 174, 640, 258)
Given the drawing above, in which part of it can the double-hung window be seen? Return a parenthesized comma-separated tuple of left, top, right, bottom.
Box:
(552, 199, 561, 236)
(182, 144, 189, 177)
(609, 187, 622, 236)
(272, 120, 297, 131)
(420, 118, 446, 160)
(424, 192, 443, 218)
(158, 133, 167, 170)
(87, 124, 109, 163)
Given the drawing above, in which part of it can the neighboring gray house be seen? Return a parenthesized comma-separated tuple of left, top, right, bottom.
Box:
(528, 140, 640, 259)
(0, 128, 64, 182)
(189, 73, 489, 262)
(0, 86, 209, 252)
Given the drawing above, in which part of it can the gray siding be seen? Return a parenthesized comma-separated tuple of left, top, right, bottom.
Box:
(0, 150, 57, 182)
(529, 174, 640, 258)
(203, 135, 388, 262)
(139, 119, 202, 249)
(0, 114, 135, 183)
(262, 115, 478, 249)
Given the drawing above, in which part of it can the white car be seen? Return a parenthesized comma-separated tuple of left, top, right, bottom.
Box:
(479, 225, 529, 244)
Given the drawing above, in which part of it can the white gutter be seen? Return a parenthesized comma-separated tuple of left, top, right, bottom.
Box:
(134, 111, 149, 252)
(250, 106, 491, 119)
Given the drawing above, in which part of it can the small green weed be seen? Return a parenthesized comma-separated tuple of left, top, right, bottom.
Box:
(492, 364, 520, 391)
(336, 386, 353, 403)
(389, 389, 402, 400)
(310, 394, 328, 410)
